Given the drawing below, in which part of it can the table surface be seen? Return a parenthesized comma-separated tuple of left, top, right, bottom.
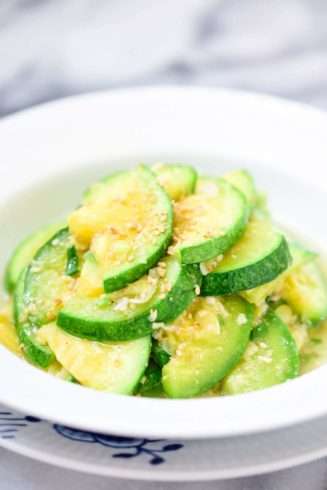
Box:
(1, 0, 327, 488)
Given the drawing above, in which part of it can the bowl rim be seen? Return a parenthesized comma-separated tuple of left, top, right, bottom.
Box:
(1, 85, 327, 439)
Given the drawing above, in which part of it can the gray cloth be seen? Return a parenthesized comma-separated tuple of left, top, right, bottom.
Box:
(1, 0, 327, 487)
(1, 0, 327, 115)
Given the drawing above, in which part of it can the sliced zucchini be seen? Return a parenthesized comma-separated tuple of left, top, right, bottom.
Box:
(221, 311, 300, 395)
(241, 242, 317, 306)
(151, 339, 170, 367)
(137, 361, 163, 396)
(0, 301, 22, 357)
(281, 260, 327, 325)
(137, 340, 170, 396)
(223, 169, 257, 208)
(23, 228, 75, 326)
(65, 245, 80, 277)
(4, 221, 64, 293)
(83, 170, 124, 204)
(151, 163, 197, 201)
(14, 269, 55, 367)
(300, 320, 327, 374)
(160, 296, 253, 398)
(170, 178, 248, 264)
(275, 304, 309, 351)
(47, 361, 75, 381)
(69, 165, 173, 293)
(76, 252, 104, 298)
(86, 164, 197, 204)
(37, 323, 151, 394)
(201, 218, 291, 296)
(58, 256, 201, 341)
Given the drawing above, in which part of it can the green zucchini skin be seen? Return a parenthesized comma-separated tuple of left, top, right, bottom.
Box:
(240, 242, 317, 306)
(86, 164, 197, 204)
(221, 311, 300, 395)
(13, 269, 54, 368)
(281, 261, 327, 325)
(162, 296, 254, 398)
(223, 169, 257, 209)
(78, 166, 174, 294)
(58, 310, 152, 342)
(201, 236, 291, 296)
(137, 340, 171, 396)
(103, 238, 171, 294)
(5, 221, 64, 293)
(178, 178, 249, 264)
(40, 323, 152, 394)
(65, 246, 80, 277)
(151, 340, 170, 367)
(151, 163, 198, 201)
(137, 361, 163, 396)
(83, 170, 125, 203)
(24, 228, 73, 326)
(57, 262, 202, 342)
(180, 213, 248, 265)
(102, 168, 173, 293)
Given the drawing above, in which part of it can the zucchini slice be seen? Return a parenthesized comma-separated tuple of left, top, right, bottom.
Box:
(137, 361, 163, 396)
(281, 261, 327, 325)
(241, 242, 317, 306)
(47, 361, 75, 381)
(14, 269, 55, 367)
(170, 178, 248, 264)
(23, 228, 75, 327)
(300, 321, 327, 374)
(65, 245, 80, 277)
(37, 323, 151, 394)
(274, 304, 309, 351)
(151, 339, 170, 367)
(5, 221, 64, 293)
(201, 218, 291, 296)
(75, 252, 104, 298)
(223, 169, 257, 208)
(0, 301, 22, 357)
(221, 311, 299, 395)
(152, 163, 197, 201)
(69, 165, 173, 293)
(136, 340, 170, 396)
(160, 296, 253, 398)
(57, 256, 201, 341)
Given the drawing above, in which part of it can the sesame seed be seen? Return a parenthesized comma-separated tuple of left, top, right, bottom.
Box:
(206, 297, 216, 305)
(245, 342, 259, 359)
(197, 310, 207, 318)
(237, 313, 247, 326)
(152, 322, 165, 330)
(167, 246, 175, 255)
(114, 298, 129, 312)
(158, 268, 166, 278)
(200, 263, 209, 275)
(257, 355, 272, 364)
(149, 309, 158, 322)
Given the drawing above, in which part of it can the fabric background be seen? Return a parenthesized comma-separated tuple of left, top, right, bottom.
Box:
(1, 1, 327, 488)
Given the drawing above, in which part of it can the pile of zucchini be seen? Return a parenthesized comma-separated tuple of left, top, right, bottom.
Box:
(3, 163, 327, 398)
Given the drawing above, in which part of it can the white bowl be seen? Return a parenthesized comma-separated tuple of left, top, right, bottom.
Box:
(0, 87, 327, 440)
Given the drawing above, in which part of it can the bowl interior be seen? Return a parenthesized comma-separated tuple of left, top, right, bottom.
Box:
(0, 87, 327, 439)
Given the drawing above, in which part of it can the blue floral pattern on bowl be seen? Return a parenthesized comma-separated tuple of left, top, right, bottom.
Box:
(54, 424, 183, 465)
(0, 411, 184, 465)
(0, 411, 41, 440)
